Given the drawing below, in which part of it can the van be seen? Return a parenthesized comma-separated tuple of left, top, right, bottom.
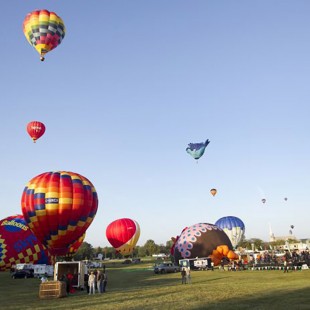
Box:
(54, 261, 88, 290)
(33, 264, 54, 277)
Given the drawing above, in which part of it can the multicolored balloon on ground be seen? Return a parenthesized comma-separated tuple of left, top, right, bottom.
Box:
(106, 218, 140, 255)
(186, 140, 210, 160)
(21, 171, 98, 256)
(215, 216, 245, 248)
(172, 223, 238, 266)
(23, 9, 66, 61)
(0, 214, 51, 271)
(27, 121, 46, 143)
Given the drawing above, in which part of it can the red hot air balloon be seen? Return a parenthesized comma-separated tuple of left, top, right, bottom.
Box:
(106, 218, 140, 255)
(0, 214, 52, 271)
(27, 121, 46, 142)
(21, 171, 98, 256)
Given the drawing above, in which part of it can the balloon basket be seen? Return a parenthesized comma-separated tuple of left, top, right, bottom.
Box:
(39, 281, 67, 299)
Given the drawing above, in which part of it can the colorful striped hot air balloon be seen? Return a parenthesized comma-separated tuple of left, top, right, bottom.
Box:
(21, 171, 98, 256)
(27, 121, 46, 143)
(106, 218, 140, 255)
(23, 9, 66, 61)
(0, 214, 52, 271)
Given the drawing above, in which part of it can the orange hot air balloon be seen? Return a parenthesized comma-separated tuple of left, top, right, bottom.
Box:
(27, 121, 46, 142)
(210, 188, 217, 197)
(21, 171, 98, 256)
(106, 218, 140, 255)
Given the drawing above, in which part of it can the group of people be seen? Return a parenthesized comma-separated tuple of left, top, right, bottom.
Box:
(85, 269, 107, 294)
(181, 267, 191, 284)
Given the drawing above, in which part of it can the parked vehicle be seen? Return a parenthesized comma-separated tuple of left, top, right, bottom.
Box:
(54, 261, 88, 289)
(15, 263, 35, 271)
(11, 269, 34, 279)
(154, 262, 180, 274)
(33, 264, 54, 278)
(179, 257, 212, 270)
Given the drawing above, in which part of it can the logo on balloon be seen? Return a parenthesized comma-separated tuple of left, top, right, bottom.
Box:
(45, 198, 59, 204)
(1, 219, 28, 232)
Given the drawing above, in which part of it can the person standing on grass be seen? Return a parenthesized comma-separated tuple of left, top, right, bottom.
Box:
(84, 272, 89, 294)
(88, 271, 96, 294)
(102, 271, 108, 292)
(185, 267, 191, 284)
(284, 260, 289, 273)
(97, 270, 103, 293)
(211, 261, 214, 271)
(181, 267, 186, 284)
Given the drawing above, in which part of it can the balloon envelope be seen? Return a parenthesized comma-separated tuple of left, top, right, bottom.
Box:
(186, 140, 210, 160)
(23, 10, 65, 60)
(27, 121, 46, 142)
(106, 218, 140, 255)
(68, 233, 85, 255)
(262, 199, 266, 204)
(0, 214, 51, 271)
(21, 171, 98, 256)
(215, 216, 245, 248)
(173, 223, 238, 266)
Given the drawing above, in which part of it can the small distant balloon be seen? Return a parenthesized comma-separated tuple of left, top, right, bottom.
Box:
(289, 230, 292, 235)
(210, 189, 217, 197)
(284, 197, 288, 201)
(186, 139, 210, 160)
(27, 121, 46, 143)
(290, 225, 294, 229)
(261, 199, 266, 204)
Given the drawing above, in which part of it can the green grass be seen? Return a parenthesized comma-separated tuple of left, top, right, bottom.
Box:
(1, 261, 310, 310)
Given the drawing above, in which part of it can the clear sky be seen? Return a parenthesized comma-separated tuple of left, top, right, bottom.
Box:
(0, 0, 309, 247)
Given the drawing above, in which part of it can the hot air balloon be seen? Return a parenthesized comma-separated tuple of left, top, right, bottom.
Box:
(0, 214, 52, 271)
(284, 197, 288, 201)
(215, 216, 245, 249)
(290, 225, 294, 229)
(21, 171, 98, 256)
(261, 199, 266, 204)
(23, 10, 66, 61)
(210, 189, 217, 197)
(106, 218, 140, 255)
(173, 223, 238, 266)
(186, 140, 210, 161)
(27, 121, 46, 142)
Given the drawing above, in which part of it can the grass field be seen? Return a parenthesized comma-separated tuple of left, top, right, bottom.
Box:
(1, 260, 310, 310)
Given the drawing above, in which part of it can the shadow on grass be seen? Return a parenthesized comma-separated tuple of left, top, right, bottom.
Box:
(189, 287, 310, 310)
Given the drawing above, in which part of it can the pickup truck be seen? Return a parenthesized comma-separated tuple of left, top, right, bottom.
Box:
(154, 262, 180, 274)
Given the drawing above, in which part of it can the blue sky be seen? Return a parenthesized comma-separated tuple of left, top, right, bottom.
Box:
(0, 0, 309, 247)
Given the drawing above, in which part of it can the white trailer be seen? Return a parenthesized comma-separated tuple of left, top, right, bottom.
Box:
(33, 264, 54, 277)
(54, 261, 88, 289)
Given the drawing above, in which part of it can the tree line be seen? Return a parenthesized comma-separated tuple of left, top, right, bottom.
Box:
(72, 237, 298, 261)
